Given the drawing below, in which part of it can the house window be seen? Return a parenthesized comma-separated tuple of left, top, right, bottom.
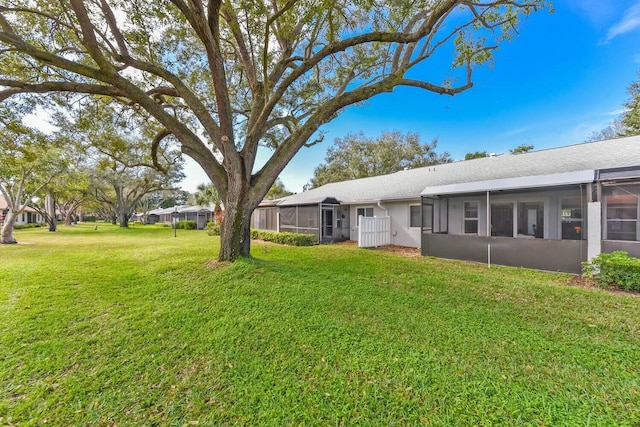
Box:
(491, 203, 513, 237)
(463, 201, 478, 234)
(356, 207, 374, 226)
(517, 202, 543, 238)
(606, 194, 638, 241)
(410, 206, 421, 228)
(561, 197, 584, 240)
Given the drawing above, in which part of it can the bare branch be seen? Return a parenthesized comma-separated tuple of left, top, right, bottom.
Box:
(99, 0, 130, 59)
(151, 129, 172, 173)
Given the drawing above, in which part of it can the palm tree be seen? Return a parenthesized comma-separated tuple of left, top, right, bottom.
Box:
(193, 183, 222, 223)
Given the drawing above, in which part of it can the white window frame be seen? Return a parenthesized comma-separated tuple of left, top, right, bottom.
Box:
(604, 193, 639, 241)
(356, 207, 374, 226)
(409, 205, 421, 228)
(463, 201, 479, 234)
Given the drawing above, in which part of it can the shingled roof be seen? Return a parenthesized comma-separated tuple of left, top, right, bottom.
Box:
(273, 135, 640, 206)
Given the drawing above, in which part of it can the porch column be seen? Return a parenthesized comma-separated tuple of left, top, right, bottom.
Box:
(587, 202, 601, 262)
(486, 191, 490, 236)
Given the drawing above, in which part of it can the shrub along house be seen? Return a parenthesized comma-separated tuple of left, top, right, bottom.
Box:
(420, 135, 640, 273)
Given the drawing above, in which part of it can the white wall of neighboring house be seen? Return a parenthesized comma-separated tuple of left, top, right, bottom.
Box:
(347, 200, 422, 248)
(386, 201, 421, 248)
(14, 210, 43, 225)
(349, 204, 387, 241)
(1, 196, 43, 225)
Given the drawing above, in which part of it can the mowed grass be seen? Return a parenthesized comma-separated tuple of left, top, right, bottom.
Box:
(1, 224, 639, 426)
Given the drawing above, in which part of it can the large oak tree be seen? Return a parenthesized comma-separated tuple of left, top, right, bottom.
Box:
(0, 0, 547, 260)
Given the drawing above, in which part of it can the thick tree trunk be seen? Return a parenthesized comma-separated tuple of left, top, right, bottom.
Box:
(45, 194, 57, 232)
(217, 179, 257, 261)
(116, 189, 129, 228)
(218, 203, 252, 261)
(1, 211, 18, 244)
(45, 217, 57, 232)
(64, 212, 73, 226)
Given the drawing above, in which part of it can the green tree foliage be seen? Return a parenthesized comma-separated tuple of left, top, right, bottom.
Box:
(265, 178, 293, 200)
(59, 103, 185, 228)
(310, 131, 451, 188)
(585, 73, 640, 142)
(191, 183, 222, 223)
(509, 144, 534, 154)
(192, 183, 221, 208)
(0, 118, 67, 243)
(160, 190, 191, 208)
(465, 151, 488, 160)
(621, 72, 640, 135)
(0, 0, 548, 260)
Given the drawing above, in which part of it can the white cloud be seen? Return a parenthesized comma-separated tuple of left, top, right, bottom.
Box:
(607, 108, 629, 116)
(604, 2, 640, 42)
(22, 108, 58, 134)
(500, 125, 535, 138)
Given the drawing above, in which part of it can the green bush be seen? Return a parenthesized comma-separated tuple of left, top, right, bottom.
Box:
(250, 229, 316, 246)
(154, 222, 171, 228)
(14, 223, 45, 230)
(205, 221, 220, 236)
(582, 251, 640, 292)
(175, 220, 196, 230)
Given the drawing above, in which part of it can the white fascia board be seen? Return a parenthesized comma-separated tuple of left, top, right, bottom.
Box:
(420, 170, 596, 196)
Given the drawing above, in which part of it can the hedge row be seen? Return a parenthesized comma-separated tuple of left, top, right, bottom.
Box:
(14, 223, 45, 230)
(174, 220, 196, 230)
(250, 229, 316, 246)
(582, 251, 640, 292)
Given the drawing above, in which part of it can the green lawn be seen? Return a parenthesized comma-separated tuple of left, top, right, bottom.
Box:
(1, 224, 639, 426)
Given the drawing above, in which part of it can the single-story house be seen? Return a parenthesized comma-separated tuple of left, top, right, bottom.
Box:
(253, 161, 438, 246)
(0, 196, 44, 225)
(145, 204, 214, 229)
(252, 135, 640, 273)
(420, 135, 640, 273)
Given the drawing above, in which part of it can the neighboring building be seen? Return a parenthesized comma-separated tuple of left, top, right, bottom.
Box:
(253, 163, 438, 246)
(145, 204, 214, 229)
(420, 136, 640, 273)
(0, 195, 44, 225)
(253, 135, 640, 273)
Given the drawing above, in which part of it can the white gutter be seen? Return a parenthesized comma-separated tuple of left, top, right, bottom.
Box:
(376, 200, 388, 216)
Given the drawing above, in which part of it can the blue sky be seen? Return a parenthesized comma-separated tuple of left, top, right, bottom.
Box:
(182, 1, 640, 193)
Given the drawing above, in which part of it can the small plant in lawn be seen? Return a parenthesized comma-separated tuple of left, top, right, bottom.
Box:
(205, 221, 220, 236)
